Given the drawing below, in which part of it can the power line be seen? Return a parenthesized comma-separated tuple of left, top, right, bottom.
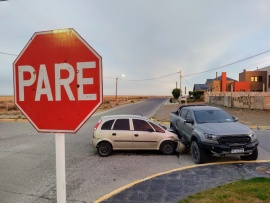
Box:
(2, 48, 270, 80)
(183, 49, 270, 77)
(103, 49, 270, 81)
(0, 51, 17, 56)
(123, 72, 179, 81)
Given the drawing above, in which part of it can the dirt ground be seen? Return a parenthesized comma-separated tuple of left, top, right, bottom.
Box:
(0, 95, 164, 116)
(153, 101, 270, 127)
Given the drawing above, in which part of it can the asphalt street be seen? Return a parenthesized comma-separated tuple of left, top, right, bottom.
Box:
(0, 98, 269, 203)
(0, 98, 191, 203)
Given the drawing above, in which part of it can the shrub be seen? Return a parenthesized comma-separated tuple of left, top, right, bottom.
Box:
(172, 88, 181, 99)
(193, 90, 204, 99)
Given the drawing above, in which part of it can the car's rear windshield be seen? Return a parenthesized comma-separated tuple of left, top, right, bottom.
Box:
(194, 109, 234, 123)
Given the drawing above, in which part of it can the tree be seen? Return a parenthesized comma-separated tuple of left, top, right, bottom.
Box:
(172, 88, 180, 99)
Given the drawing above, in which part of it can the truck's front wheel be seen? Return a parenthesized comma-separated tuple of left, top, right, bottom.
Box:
(191, 141, 208, 164)
(240, 147, 258, 161)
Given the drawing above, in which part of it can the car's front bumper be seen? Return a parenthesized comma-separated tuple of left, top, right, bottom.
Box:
(175, 140, 186, 154)
(199, 139, 259, 156)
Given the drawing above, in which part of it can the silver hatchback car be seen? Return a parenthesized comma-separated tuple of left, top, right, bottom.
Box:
(92, 115, 183, 156)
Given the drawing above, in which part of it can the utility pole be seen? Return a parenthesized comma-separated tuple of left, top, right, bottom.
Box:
(115, 77, 118, 101)
(180, 70, 182, 96)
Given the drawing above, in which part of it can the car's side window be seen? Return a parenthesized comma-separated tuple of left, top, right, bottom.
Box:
(112, 119, 130, 130)
(180, 109, 188, 119)
(133, 119, 153, 131)
(149, 122, 165, 133)
(186, 110, 193, 120)
(101, 119, 114, 130)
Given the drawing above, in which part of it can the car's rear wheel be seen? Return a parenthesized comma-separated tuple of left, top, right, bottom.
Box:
(240, 147, 258, 161)
(191, 141, 207, 164)
(97, 142, 112, 157)
(160, 141, 175, 155)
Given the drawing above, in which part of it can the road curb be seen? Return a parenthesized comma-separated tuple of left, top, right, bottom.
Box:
(0, 118, 28, 122)
(93, 160, 270, 203)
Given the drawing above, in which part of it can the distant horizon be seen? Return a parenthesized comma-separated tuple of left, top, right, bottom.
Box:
(0, 94, 171, 97)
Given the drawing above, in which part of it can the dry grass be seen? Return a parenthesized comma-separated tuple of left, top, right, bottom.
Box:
(96, 95, 166, 113)
(0, 96, 14, 101)
(0, 96, 19, 115)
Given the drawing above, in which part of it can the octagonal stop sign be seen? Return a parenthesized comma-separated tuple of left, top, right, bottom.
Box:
(13, 28, 103, 133)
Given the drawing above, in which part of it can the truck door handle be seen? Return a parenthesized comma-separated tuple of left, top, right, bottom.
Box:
(112, 133, 116, 136)
(134, 134, 139, 137)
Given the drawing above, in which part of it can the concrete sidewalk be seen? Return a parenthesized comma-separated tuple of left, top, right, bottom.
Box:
(95, 161, 270, 203)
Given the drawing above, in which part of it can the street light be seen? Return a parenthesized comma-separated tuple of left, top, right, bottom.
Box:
(115, 74, 125, 101)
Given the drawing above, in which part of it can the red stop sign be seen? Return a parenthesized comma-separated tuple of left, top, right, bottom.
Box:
(13, 29, 103, 133)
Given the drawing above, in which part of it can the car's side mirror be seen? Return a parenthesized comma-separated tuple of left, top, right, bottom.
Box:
(233, 117, 238, 122)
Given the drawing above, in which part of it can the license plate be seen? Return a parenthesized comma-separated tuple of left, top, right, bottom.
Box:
(231, 148, 244, 153)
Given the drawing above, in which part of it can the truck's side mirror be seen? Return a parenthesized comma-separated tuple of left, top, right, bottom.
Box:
(184, 118, 194, 124)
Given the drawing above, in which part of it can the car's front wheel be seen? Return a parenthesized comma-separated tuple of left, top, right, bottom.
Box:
(97, 142, 112, 157)
(240, 147, 258, 161)
(191, 141, 208, 164)
(160, 141, 175, 155)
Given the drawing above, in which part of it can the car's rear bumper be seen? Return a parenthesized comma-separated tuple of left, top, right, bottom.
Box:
(199, 139, 259, 156)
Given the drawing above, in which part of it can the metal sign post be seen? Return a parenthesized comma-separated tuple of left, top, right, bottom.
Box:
(55, 133, 66, 203)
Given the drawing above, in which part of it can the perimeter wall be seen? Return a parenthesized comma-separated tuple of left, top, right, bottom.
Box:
(205, 92, 270, 110)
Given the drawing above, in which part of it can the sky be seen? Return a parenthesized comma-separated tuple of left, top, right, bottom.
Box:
(1, 0, 270, 96)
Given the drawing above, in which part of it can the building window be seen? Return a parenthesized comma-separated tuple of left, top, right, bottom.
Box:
(251, 76, 262, 82)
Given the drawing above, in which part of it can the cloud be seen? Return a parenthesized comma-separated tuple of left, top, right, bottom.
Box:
(1, 0, 270, 96)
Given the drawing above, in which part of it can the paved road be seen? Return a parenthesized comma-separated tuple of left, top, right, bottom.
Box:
(0, 98, 269, 203)
(0, 98, 185, 203)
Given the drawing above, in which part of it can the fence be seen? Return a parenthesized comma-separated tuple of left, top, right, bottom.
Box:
(205, 91, 270, 110)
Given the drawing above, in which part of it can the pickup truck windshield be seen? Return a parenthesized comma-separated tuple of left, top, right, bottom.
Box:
(194, 109, 234, 123)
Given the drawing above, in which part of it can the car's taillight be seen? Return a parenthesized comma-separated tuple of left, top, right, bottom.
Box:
(94, 119, 102, 130)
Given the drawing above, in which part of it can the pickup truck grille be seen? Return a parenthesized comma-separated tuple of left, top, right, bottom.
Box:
(218, 135, 250, 144)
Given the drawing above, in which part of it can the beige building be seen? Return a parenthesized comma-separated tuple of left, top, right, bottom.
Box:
(239, 68, 268, 92)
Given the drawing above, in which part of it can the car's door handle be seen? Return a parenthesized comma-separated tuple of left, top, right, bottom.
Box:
(112, 133, 116, 136)
(134, 134, 139, 137)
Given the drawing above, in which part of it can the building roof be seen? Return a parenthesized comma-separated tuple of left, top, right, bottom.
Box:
(193, 84, 208, 91)
(206, 76, 237, 84)
(257, 66, 270, 72)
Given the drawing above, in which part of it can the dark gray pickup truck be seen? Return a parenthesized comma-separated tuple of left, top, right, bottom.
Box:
(170, 105, 259, 164)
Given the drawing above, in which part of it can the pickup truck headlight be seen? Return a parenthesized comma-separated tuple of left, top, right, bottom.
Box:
(204, 133, 219, 141)
(249, 132, 257, 141)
